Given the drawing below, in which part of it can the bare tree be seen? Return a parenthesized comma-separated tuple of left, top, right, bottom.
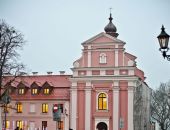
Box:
(0, 20, 25, 129)
(0, 20, 25, 93)
(151, 81, 170, 130)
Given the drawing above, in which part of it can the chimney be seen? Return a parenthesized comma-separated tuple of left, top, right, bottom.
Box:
(32, 72, 38, 75)
(59, 71, 65, 75)
(47, 71, 53, 75)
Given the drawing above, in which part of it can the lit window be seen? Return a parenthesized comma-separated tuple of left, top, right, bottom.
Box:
(58, 121, 64, 130)
(3, 120, 10, 129)
(98, 93, 107, 110)
(16, 120, 23, 129)
(42, 103, 48, 113)
(99, 53, 107, 64)
(16, 103, 22, 113)
(18, 88, 25, 95)
(32, 88, 38, 95)
(43, 88, 50, 94)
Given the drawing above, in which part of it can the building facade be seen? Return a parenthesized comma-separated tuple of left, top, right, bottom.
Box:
(1, 13, 150, 130)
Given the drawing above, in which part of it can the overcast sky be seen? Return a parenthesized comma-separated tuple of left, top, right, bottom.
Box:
(0, 0, 170, 88)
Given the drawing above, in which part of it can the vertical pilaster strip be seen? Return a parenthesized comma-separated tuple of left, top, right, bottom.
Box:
(88, 45, 91, 67)
(64, 101, 69, 130)
(115, 45, 119, 67)
(128, 82, 134, 130)
(113, 81, 119, 130)
(70, 82, 77, 130)
(85, 82, 91, 130)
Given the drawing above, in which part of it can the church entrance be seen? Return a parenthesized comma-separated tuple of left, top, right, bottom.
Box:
(96, 122, 108, 130)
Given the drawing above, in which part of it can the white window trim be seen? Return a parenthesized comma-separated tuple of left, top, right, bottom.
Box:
(99, 53, 107, 64)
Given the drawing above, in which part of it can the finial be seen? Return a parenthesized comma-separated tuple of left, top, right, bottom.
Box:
(109, 7, 112, 14)
(161, 25, 165, 31)
(109, 8, 113, 21)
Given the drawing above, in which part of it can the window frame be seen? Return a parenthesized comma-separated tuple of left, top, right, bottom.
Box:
(99, 53, 107, 64)
(42, 103, 48, 113)
(31, 88, 38, 95)
(16, 102, 22, 113)
(43, 88, 50, 95)
(16, 120, 23, 129)
(97, 92, 108, 110)
(18, 88, 25, 95)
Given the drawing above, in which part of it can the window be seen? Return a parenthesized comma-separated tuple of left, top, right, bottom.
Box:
(3, 120, 10, 129)
(18, 88, 25, 95)
(16, 120, 23, 129)
(43, 88, 50, 94)
(42, 103, 48, 113)
(30, 104, 35, 113)
(32, 88, 38, 95)
(16, 103, 22, 113)
(42, 121, 47, 130)
(98, 93, 107, 110)
(58, 121, 64, 130)
(99, 53, 107, 64)
(30, 122, 35, 130)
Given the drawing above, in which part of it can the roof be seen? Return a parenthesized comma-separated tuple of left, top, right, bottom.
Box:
(3, 75, 71, 88)
(81, 32, 125, 45)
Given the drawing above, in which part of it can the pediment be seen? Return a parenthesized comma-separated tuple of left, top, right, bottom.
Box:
(82, 32, 125, 45)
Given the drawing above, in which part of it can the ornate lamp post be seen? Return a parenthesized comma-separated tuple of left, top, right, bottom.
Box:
(157, 25, 170, 61)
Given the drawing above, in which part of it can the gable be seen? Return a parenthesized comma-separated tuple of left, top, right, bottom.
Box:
(82, 32, 125, 45)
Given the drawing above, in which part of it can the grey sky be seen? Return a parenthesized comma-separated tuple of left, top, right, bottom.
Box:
(0, 0, 170, 88)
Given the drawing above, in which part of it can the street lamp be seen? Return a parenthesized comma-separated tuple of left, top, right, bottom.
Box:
(157, 25, 170, 61)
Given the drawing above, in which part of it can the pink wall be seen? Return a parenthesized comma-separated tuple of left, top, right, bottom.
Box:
(77, 83, 85, 130)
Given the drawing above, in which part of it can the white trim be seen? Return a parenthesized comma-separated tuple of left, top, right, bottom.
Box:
(123, 52, 125, 66)
(113, 84, 119, 130)
(70, 87, 77, 130)
(114, 70, 119, 75)
(73, 71, 78, 76)
(128, 70, 134, 75)
(64, 101, 70, 130)
(85, 88, 91, 130)
(82, 32, 125, 45)
(86, 70, 92, 76)
(88, 45, 91, 67)
(95, 118, 110, 130)
(115, 50, 118, 67)
(100, 70, 105, 76)
(99, 53, 107, 64)
(128, 87, 134, 130)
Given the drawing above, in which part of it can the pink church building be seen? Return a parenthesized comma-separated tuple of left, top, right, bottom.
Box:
(2, 13, 150, 130)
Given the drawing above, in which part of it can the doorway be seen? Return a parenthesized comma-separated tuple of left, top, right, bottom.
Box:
(96, 122, 107, 130)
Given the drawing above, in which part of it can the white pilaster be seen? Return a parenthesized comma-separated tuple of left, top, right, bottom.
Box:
(88, 45, 91, 67)
(115, 45, 119, 67)
(70, 82, 77, 130)
(85, 82, 91, 130)
(64, 101, 69, 130)
(128, 86, 134, 130)
(113, 81, 119, 130)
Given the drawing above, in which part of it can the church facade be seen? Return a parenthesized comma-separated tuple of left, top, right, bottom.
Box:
(2, 13, 151, 130)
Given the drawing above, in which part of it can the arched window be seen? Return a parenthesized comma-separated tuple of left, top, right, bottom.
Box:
(99, 53, 107, 64)
(98, 93, 107, 110)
